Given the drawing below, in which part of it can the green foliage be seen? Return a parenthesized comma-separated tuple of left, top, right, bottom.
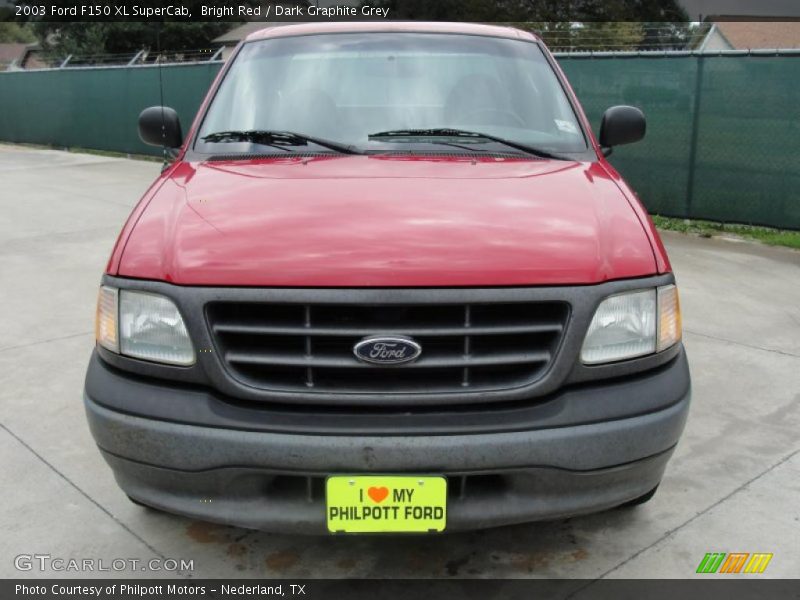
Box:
(31, 21, 234, 58)
(372, 0, 688, 21)
(20, 0, 692, 58)
(26, 0, 259, 59)
(639, 21, 709, 51)
(370, 0, 688, 50)
(652, 216, 800, 249)
(530, 22, 646, 51)
(0, 21, 36, 43)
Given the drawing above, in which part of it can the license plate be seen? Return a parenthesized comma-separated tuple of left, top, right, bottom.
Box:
(326, 475, 447, 534)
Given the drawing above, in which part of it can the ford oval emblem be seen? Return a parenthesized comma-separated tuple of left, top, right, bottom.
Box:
(353, 336, 422, 365)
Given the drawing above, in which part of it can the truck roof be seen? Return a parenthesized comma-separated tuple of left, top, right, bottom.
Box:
(245, 21, 539, 43)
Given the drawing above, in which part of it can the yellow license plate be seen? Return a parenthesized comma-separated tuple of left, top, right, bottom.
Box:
(326, 475, 447, 534)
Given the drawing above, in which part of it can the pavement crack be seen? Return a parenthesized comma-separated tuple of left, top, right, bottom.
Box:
(0, 422, 186, 575)
(567, 447, 800, 597)
(0, 331, 93, 354)
(684, 329, 800, 358)
(0, 226, 120, 248)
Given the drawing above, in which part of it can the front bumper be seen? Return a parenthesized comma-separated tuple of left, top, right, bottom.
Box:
(84, 349, 690, 533)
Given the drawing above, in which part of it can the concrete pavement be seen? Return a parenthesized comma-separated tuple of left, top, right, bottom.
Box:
(1, 144, 798, 579)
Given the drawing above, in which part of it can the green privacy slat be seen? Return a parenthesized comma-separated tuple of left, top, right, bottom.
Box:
(0, 63, 222, 156)
(1, 55, 798, 229)
(559, 54, 800, 230)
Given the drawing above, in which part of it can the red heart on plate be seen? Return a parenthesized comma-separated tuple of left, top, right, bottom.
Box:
(367, 486, 389, 503)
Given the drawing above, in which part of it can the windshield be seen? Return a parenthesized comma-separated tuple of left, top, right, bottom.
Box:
(196, 33, 587, 155)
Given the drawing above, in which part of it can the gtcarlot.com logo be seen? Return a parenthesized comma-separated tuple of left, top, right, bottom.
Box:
(696, 552, 773, 574)
(14, 554, 194, 572)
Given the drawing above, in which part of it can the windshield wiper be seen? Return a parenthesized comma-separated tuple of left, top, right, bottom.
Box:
(201, 130, 360, 155)
(368, 128, 568, 160)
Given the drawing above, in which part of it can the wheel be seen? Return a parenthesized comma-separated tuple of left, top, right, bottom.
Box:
(618, 485, 659, 508)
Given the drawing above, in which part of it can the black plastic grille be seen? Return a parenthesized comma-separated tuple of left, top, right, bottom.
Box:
(206, 301, 568, 395)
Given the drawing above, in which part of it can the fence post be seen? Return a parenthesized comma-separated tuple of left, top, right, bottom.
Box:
(685, 54, 706, 218)
(127, 50, 144, 66)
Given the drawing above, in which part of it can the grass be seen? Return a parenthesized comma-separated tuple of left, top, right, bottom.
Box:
(652, 215, 800, 250)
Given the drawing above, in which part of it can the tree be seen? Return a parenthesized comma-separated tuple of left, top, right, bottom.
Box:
(371, 0, 689, 51)
(25, 0, 259, 60)
(533, 22, 646, 52)
(24, 0, 693, 60)
(372, 0, 688, 22)
(638, 21, 709, 51)
(0, 22, 36, 43)
(31, 22, 237, 59)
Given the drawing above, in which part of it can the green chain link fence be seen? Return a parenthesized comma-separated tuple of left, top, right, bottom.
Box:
(1, 53, 798, 229)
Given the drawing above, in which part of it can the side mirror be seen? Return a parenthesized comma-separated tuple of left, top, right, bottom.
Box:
(599, 105, 646, 149)
(138, 106, 183, 148)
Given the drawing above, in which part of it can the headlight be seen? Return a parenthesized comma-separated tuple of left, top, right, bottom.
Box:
(657, 284, 682, 352)
(95, 286, 119, 353)
(94, 286, 195, 366)
(581, 285, 681, 365)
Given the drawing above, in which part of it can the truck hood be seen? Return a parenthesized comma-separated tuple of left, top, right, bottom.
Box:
(117, 155, 657, 287)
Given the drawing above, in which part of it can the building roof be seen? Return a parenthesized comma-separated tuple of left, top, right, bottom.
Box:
(711, 20, 800, 49)
(213, 22, 293, 44)
(246, 21, 537, 42)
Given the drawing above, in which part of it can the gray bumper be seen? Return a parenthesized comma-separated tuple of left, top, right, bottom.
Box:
(84, 352, 690, 533)
(86, 393, 688, 473)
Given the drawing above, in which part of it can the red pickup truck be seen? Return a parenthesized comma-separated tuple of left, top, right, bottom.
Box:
(85, 22, 689, 534)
